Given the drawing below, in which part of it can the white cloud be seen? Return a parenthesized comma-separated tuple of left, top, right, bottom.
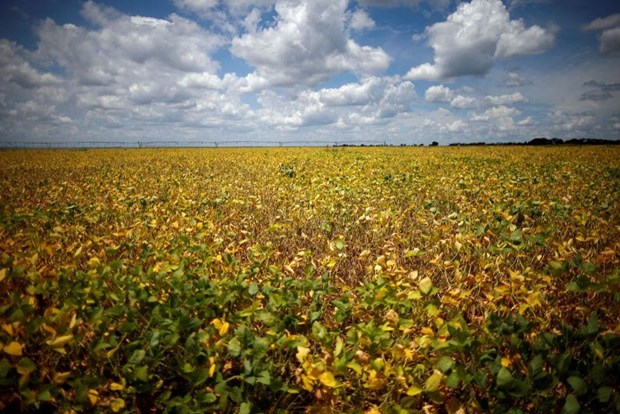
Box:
(550, 111, 596, 132)
(358, 0, 451, 10)
(257, 76, 415, 129)
(230, 0, 390, 86)
(517, 116, 533, 126)
(36, 7, 224, 84)
(450, 95, 477, 109)
(173, 0, 219, 14)
(425, 84, 454, 102)
(585, 14, 620, 56)
(0, 40, 61, 89)
(504, 71, 529, 87)
(471, 105, 521, 121)
(446, 119, 467, 132)
(599, 27, 620, 55)
(584, 13, 620, 31)
(349, 9, 376, 31)
(405, 0, 555, 80)
(484, 92, 528, 105)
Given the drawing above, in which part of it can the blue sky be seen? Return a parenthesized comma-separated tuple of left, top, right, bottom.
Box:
(0, 0, 619, 145)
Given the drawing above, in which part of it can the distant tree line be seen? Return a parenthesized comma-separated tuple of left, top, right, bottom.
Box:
(332, 137, 620, 148)
(447, 137, 620, 147)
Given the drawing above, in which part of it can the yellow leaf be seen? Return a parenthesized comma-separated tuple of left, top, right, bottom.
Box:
(0, 268, 6, 282)
(111, 398, 126, 412)
(334, 336, 343, 357)
(88, 389, 99, 406)
(319, 371, 338, 388)
(425, 369, 443, 392)
(2, 323, 14, 336)
(46, 334, 74, 348)
(3, 341, 23, 356)
(69, 313, 78, 329)
(107, 346, 119, 358)
(53, 371, 71, 384)
(87, 257, 100, 268)
(364, 407, 382, 414)
(211, 318, 230, 336)
(501, 357, 512, 368)
(526, 292, 541, 307)
(301, 374, 314, 391)
(419, 277, 433, 296)
(406, 384, 423, 396)
(110, 382, 124, 391)
(296, 346, 310, 363)
(421, 327, 434, 336)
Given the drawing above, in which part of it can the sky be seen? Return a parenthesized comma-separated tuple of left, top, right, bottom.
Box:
(0, 0, 619, 146)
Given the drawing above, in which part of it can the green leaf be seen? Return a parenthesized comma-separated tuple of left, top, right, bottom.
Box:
(128, 349, 146, 365)
(256, 311, 275, 326)
(586, 313, 599, 335)
(38, 389, 53, 402)
(497, 367, 514, 388)
(437, 356, 454, 373)
(445, 371, 460, 388)
(567, 376, 587, 396)
(248, 282, 259, 296)
(346, 361, 362, 375)
(0, 359, 10, 377)
(135, 365, 148, 381)
(529, 354, 543, 374)
(563, 394, 580, 414)
(239, 402, 251, 414)
(597, 387, 611, 403)
(228, 338, 241, 357)
(204, 393, 217, 403)
(312, 321, 326, 340)
(406, 384, 423, 396)
(257, 370, 271, 385)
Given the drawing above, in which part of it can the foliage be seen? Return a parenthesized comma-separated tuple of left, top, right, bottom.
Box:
(0, 146, 619, 413)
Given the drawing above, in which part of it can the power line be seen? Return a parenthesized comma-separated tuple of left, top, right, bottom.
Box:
(0, 139, 390, 149)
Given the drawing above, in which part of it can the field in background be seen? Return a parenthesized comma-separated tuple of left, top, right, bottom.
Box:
(0, 146, 619, 413)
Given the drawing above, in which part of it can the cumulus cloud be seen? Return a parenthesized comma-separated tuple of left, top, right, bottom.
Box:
(0, 1, 265, 140)
(599, 28, 620, 55)
(450, 95, 477, 109)
(358, 0, 451, 10)
(584, 14, 620, 56)
(517, 116, 533, 126)
(36, 5, 224, 86)
(471, 105, 521, 121)
(425, 84, 454, 102)
(580, 80, 620, 101)
(550, 111, 596, 132)
(583, 13, 620, 31)
(0, 40, 61, 89)
(485, 92, 528, 105)
(349, 9, 376, 31)
(230, 0, 390, 86)
(258, 76, 416, 129)
(405, 0, 555, 80)
(173, 0, 219, 15)
(504, 71, 529, 87)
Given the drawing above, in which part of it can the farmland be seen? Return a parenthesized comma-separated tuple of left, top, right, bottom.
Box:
(0, 146, 619, 413)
